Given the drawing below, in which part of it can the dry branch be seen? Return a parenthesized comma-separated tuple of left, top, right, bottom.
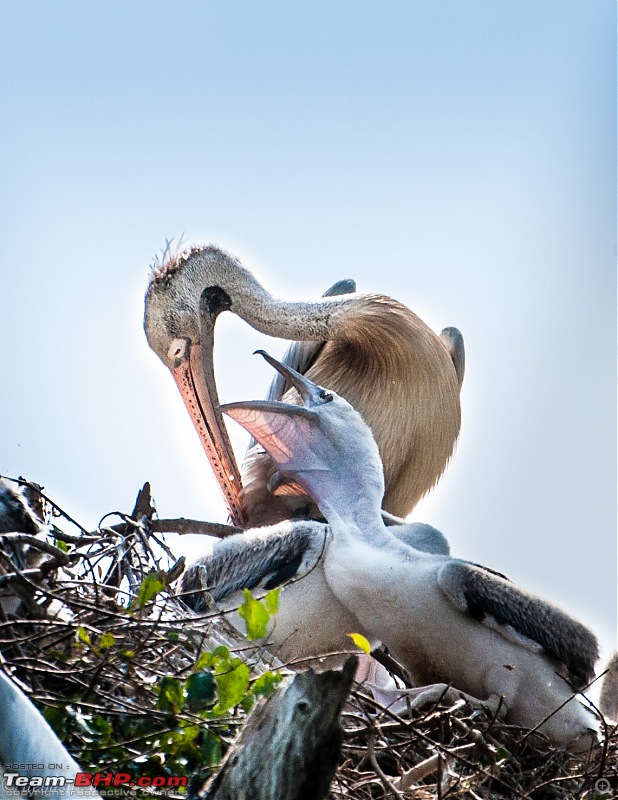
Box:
(204, 657, 357, 800)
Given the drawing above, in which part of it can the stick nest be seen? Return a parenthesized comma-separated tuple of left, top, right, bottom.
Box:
(0, 479, 615, 800)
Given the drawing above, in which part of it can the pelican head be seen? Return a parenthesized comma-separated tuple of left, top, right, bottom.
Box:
(144, 246, 258, 524)
(223, 351, 385, 525)
(144, 243, 463, 527)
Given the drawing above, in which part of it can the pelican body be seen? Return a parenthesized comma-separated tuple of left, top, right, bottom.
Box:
(181, 518, 449, 670)
(144, 245, 464, 526)
(220, 352, 598, 750)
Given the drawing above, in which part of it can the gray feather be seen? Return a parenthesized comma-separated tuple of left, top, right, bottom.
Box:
(391, 522, 450, 556)
(0, 479, 46, 572)
(440, 327, 465, 387)
(437, 560, 598, 688)
(180, 521, 328, 611)
(0, 480, 43, 537)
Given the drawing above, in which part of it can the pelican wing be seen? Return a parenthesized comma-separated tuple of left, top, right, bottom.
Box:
(180, 521, 329, 611)
(437, 560, 598, 689)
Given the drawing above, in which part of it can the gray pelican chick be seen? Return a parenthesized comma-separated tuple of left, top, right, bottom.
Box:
(222, 351, 599, 750)
(144, 245, 464, 526)
(181, 518, 449, 671)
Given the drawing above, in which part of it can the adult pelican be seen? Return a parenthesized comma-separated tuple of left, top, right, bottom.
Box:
(144, 245, 464, 527)
(218, 352, 599, 750)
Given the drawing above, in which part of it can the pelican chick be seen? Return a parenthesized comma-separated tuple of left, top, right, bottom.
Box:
(144, 245, 464, 526)
(222, 351, 599, 750)
(181, 519, 449, 671)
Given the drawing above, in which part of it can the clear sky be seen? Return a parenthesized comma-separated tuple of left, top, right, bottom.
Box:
(1, 2, 615, 666)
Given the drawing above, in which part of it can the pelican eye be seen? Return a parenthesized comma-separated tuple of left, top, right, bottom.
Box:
(320, 390, 333, 403)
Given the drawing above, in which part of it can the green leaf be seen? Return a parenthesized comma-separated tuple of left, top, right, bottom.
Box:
(48, 649, 68, 662)
(252, 671, 283, 699)
(98, 632, 115, 650)
(157, 676, 184, 713)
(186, 671, 215, 710)
(347, 632, 371, 654)
(264, 588, 280, 615)
(494, 747, 510, 763)
(214, 662, 251, 712)
(238, 589, 270, 640)
(76, 626, 91, 646)
(136, 572, 166, 608)
(201, 730, 222, 767)
(240, 693, 255, 713)
(86, 715, 113, 736)
(180, 724, 200, 743)
(118, 648, 135, 660)
(195, 645, 231, 672)
(54, 538, 69, 553)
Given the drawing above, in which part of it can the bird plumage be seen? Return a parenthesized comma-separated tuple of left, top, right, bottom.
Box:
(599, 652, 618, 721)
(144, 245, 463, 526)
(0, 479, 48, 617)
(181, 519, 450, 670)
(0, 670, 100, 799)
(223, 352, 599, 749)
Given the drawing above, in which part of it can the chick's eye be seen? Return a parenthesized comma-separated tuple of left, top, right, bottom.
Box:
(320, 390, 333, 403)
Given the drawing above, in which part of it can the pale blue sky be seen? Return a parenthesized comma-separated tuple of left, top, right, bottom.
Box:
(1, 2, 615, 662)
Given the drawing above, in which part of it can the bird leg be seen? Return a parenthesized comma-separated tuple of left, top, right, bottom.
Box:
(366, 682, 507, 718)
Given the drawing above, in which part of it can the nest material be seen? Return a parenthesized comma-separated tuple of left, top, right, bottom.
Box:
(0, 478, 616, 800)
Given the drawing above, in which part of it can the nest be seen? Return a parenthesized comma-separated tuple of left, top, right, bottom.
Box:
(0, 478, 616, 800)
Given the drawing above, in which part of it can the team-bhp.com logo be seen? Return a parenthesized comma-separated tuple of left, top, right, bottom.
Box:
(2, 770, 187, 792)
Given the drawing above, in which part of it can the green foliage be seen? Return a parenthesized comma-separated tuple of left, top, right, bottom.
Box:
(98, 632, 116, 650)
(76, 626, 91, 646)
(237, 587, 280, 640)
(157, 677, 185, 713)
(194, 645, 251, 713)
(238, 589, 270, 639)
(264, 588, 281, 615)
(494, 746, 510, 764)
(26, 521, 284, 791)
(200, 730, 222, 767)
(186, 671, 216, 710)
(39, 634, 283, 786)
(135, 572, 166, 609)
(75, 626, 116, 655)
(252, 670, 283, 699)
